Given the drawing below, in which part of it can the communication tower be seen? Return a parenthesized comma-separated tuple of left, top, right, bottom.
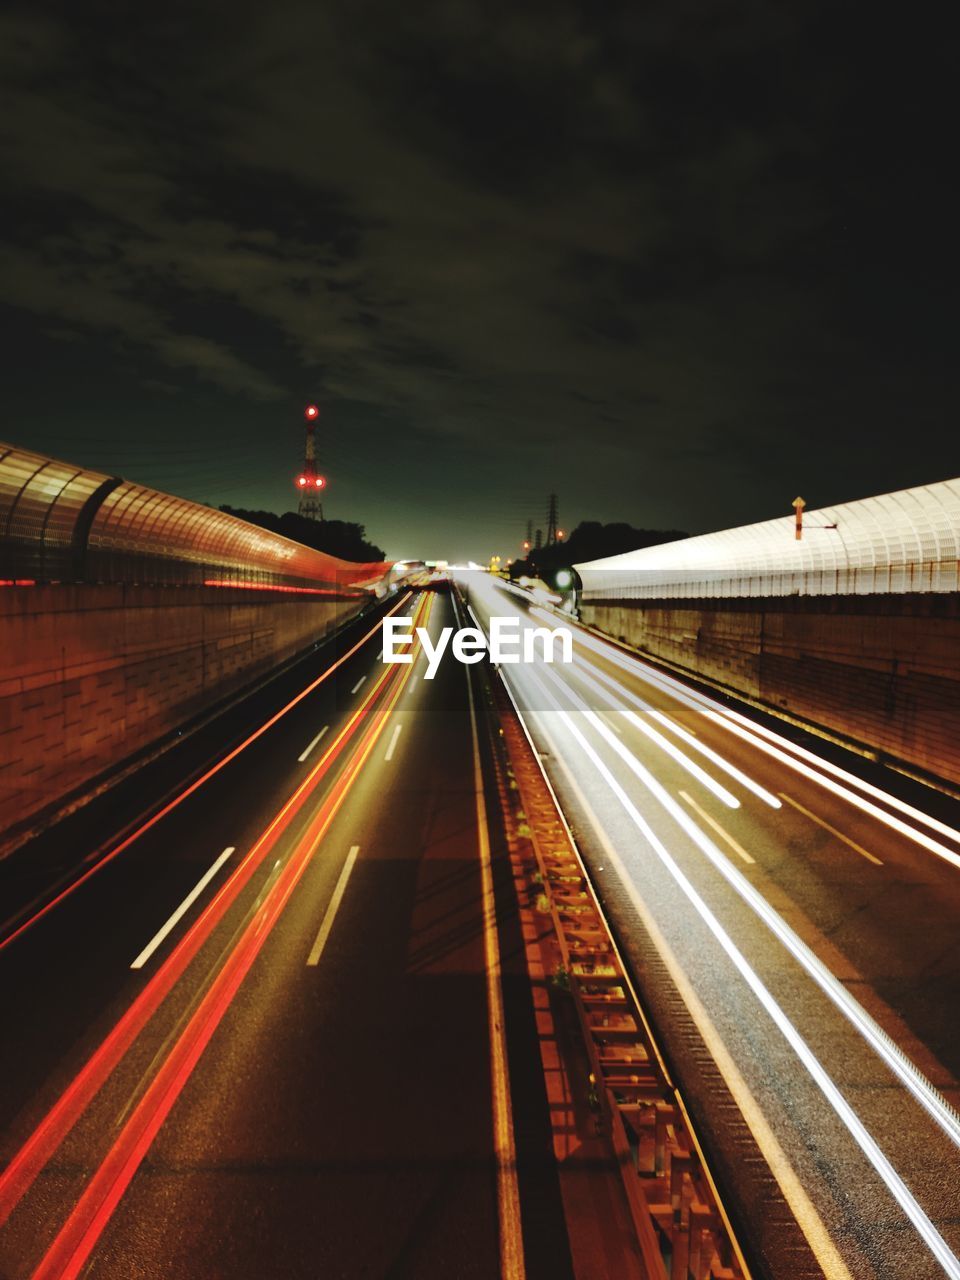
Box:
(545, 493, 559, 546)
(295, 404, 326, 520)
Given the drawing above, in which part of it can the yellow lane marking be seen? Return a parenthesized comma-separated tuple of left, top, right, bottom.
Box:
(465, 661, 526, 1280)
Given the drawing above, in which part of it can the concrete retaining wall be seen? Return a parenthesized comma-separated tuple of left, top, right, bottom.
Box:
(0, 585, 365, 847)
(580, 594, 960, 787)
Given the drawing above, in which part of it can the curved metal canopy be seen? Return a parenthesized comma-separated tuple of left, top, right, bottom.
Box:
(576, 478, 960, 600)
(0, 442, 387, 590)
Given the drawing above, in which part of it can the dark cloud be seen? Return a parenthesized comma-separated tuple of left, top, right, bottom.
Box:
(0, 1, 956, 559)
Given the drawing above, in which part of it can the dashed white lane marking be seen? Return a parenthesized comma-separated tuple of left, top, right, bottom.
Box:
(384, 723, 403, 761)
(131, 847, 235, 970)
(306, 846, 360, 967)
(780, 793, 883, 866)
(680, 790, 756, 864)
(298, 725, 329, 763)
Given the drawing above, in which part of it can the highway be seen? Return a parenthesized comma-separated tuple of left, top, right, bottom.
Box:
(4, 570, 960, 1279)
(462, 572, 960, 1280)
(0, 589, 590, 1279)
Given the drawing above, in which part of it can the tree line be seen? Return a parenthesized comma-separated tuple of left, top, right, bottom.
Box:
(509, 520, 687, 580)
(220, 506, 385, 563)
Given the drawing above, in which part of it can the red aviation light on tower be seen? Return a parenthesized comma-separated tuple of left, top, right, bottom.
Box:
(296, 403, 325, 518)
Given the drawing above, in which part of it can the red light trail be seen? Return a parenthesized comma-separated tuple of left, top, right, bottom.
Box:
(0, 593, 431, 1246)
(29, 599, 429, 1278)
(0, 593, 412, 957)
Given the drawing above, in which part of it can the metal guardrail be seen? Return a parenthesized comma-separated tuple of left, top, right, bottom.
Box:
(485, 666, 753, 1280)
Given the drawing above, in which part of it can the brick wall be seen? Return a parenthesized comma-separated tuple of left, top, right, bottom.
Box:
(580, 594, 960, 787)
(0, 585, 365, 847)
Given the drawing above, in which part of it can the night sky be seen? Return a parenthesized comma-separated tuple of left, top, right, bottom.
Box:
(1, 3, 955, 562)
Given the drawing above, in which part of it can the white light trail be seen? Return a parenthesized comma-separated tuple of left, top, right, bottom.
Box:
(571, 653, 781, 808)
(531, 717, 854, 1280)
(697, 703, 960, 870)
(569, 624, 960, 870)
(566, 661, 740, 808)
(622, 708, 740, 807)
(533, 657, 960, 1154)
(647, 706, 781, 806)
(525, 664, 960, 1279)
(711, 694, 960, 845)
(679, 791, 755, 864)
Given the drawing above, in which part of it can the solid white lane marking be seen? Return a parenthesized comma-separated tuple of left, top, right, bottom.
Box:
(464, 657, 525, 1280)
(306, 846, 360, 966)
(529, 666, 960, 1280)
(351, 676, 366, 695)
(384, 723, 403, 761)
(130, 847, 235, 970)
(780, 793, 883, 866)
(297, 724, 329, 763)
(680, 791, 756, 864)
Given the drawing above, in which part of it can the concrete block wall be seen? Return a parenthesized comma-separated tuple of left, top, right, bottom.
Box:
(0, 585, 364, 848)
(580, 594, 960, 787)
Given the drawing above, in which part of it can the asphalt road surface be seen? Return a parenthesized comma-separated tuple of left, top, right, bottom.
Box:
(0, 589, 576, 1279)
(462, 571, 960, 1280)
(8, 570, 960, 1280)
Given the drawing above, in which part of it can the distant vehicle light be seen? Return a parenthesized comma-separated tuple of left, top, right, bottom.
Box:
(297, 476, 307, 486)
(315, 476, 325, 488)
(305, 404, 319, 420)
